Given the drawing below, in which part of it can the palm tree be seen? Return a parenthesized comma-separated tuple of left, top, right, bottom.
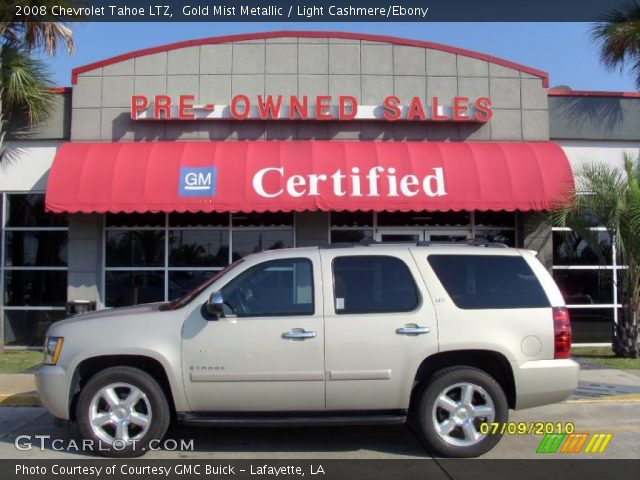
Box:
(1, 41, 54, 148)
(552, 153, 640, 358)
(0, 0, 76, 159)
(591, 1, 640, 89)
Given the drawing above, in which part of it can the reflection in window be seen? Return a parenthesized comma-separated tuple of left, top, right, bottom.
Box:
(475, 211, 515, 228)
(2, 194, 69, 346)
(4, 271, 68, 306)
(553, 270, 614, 305)
(475, 230, 515, 247)
(6, 194, 67, 227)
(568, 308, 613, 343)
(169, 271, 217, 300)
(3, 310, 67, 346)
(104, 212, 296, 307)
(106, 230, 165, 267)
(169, 212, 228, 227)
(377, 211, 470, 227)
(553, 231, 612, 265)
(106, 271, 165, 307)
(169, 231, 229, 267)
(232, 231, 293, 261)
(330, 230, 373, 244)
(331, 211, 373, 227)
(232, 212, 293, 227)
(5, 231, 68, 267)
(106, 212, 165, 228)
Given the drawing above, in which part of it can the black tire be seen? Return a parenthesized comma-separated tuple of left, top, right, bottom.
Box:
(414, 366, 508, 458)
(76, 366, 171, 458)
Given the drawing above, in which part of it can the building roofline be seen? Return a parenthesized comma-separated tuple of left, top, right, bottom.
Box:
(548, 89, 640, 98)
(49, 87, 72, 94)
(71, 30, 549, 87)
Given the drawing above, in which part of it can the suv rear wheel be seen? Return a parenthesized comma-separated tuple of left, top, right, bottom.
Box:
(76, 366, 170, 457)
(415, 366, 508, 457)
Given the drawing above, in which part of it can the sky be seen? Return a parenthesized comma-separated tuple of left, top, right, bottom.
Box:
(43, 22, 638, 91)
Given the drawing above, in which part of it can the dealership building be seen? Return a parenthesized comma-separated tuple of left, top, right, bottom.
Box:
(1, 31, 639, 347)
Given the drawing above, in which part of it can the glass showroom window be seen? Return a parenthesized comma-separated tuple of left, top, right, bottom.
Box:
(330, 211, 517, 246)
(552, 227, 620, 344)
(330, 211, 374, 243)
(2, 194, 68, 346)
(105, 212, 294, 307)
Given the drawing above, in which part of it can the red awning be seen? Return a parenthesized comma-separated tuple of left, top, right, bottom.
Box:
(45, 141, 573, 214)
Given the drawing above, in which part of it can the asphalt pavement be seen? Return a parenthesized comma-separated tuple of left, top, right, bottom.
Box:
(1, 359, 639, 460)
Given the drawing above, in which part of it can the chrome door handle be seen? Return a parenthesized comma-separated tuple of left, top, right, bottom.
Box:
(396, 325, 430, 335)
(282, 329, 317, 340)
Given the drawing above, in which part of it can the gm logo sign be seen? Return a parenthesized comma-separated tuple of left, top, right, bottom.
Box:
(179, 167, 217, 196)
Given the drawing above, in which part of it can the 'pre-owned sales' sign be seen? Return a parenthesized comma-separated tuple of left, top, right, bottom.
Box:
(131, 94, 493, 122)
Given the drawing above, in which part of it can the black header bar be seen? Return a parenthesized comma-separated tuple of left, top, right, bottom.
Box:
(9, 0, 638, 22)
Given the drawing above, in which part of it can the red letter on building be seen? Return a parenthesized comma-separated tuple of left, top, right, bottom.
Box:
(407, 97, 427, 121)
(289, 96, 308, 120)
(231, 95, 251, 120)
(154, 95, 172, 119)
(316, 96, 332, 120)
(131, 95, 149, 120)
(382, 96, 401, 121)
(474, 97, 493, 122)
(178, 95, 195, 119)
(453, 96, 470, 121)
(339, 96, 358, 120)
(258, 95, 283, 120)
(431, 97, 449, 121)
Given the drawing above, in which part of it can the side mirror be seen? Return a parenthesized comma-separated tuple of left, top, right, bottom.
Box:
(204, 291, 224, 319)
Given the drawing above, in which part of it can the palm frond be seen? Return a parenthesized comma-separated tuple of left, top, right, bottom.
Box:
(1, 1, 80, 55)
(590, 1, 640, 87)
(0, 42, 54, 126)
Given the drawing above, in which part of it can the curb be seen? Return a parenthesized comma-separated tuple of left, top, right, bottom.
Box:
(567, 393, 640, 403)
(0, 393, 40, 406)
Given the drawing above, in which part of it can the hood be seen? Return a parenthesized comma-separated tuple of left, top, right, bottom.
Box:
(52, 302, 166, 328)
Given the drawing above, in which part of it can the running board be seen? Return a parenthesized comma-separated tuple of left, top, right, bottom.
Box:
(177, 411, 408, 427)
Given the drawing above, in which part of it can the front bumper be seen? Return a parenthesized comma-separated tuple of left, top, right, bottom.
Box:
(35, 365, 71, 420)
(513, 359, 580, 410)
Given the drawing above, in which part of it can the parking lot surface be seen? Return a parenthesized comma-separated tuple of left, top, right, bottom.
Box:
(1, 399, 638, 459)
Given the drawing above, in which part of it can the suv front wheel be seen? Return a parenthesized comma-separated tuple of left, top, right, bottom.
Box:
(415, 366, 508, 457)
(76, 366, 171, 457)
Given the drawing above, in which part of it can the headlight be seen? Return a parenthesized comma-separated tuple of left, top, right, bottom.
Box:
(43, 336, 64, 365)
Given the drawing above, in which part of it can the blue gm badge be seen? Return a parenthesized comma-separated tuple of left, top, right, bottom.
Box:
(179, 167, 217, 197)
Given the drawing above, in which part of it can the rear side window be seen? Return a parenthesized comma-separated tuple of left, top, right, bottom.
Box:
(427, 254, 550, 309)
(333, 256, 419, 314)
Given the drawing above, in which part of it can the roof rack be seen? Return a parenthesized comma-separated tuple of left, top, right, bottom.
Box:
(321, 239, 510, 249)
(320, 242, 366, 249)
(417, 239, 509, 248)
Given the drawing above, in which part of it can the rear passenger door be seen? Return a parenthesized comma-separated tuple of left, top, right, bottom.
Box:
(321, 250, 439, 410)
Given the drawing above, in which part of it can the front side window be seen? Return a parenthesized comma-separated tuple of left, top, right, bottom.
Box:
(221, 258, 314, 317)
(428, 254, 550, 309)
(332, 256, 419, 314)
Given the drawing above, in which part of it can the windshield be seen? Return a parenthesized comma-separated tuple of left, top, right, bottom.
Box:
(166, 259, 245, 310)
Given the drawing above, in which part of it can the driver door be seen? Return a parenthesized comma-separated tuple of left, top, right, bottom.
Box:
(181, 252, 325, 411)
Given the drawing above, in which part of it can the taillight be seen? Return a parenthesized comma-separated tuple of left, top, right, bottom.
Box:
(553, 307, 572, 359)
